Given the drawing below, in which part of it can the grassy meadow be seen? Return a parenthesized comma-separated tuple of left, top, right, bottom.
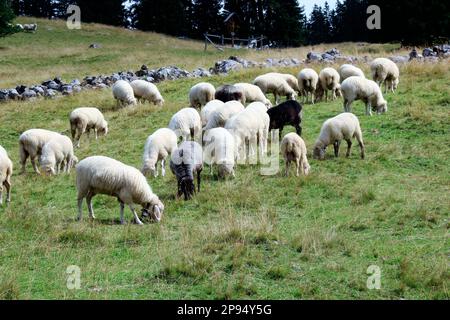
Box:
(0, 18, 448, 300)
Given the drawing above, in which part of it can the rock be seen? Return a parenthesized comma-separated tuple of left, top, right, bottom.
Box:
(152, 66, 191, 81)
(22, 89, 37, 100)
(326, 48, 340, 56)
(61, 85, 73, 95)
(43, 80, 60, 90)
(212, 59, 244, 74)
(322, 53, 335, 61)
(71, 79, 81, 86)
(89, 43, 101, 49)
(44, 89, 57, 98)
(422, 48, 435, 57)
(8, 89, 20, 100)
(54, 77, 63, 85)
(306, 52, 323, 62)
(31, 86, 45, 96)
(409, 48, 419, 60)
(0, 89, 9, 101)
(16, 85, 27, 94)
(192, 67, 211, 78)
(389, 55, 409, 64)
(94, 83, 108, 89)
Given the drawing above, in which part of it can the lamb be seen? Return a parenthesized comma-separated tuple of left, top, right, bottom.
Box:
(40, 135, 78, 175)
(281, 133, 310, 177)
(142, 128, 178, 178)
(215, 85, 245, 104)
(297, 68, 319, 104)
(201, 100, 224, 126)
(112, 80, 137, 107)
(234, 83, 272, 107)
(19, 129, 62, 174)
(130, 80, 164, 106)
(170, 141, 203, 200)
(339, 64, 366, 82)
(203, 100, 245, 130)
(265, 72, 300, 92)
(253, 74, 297, 104)
(203, 128, 236, 178)
(313, 113, 365, 160)
(267, 100, 303, 140)
(370, 58, 400, 93)
(69, 107, 108, 148)
(189, 82, 216, 108)
(76, 156, 164, 224)
(341, 76, 388, 116)
(0, 146, 12, 205)
(316, 67, 342, 102)
(168, 107, 202, 141)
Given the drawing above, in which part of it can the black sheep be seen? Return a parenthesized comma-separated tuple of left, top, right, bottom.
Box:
(215, 85, 244, 103)
(267, 100, 303, 139)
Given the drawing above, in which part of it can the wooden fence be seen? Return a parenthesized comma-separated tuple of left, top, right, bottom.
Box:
(204, 33, 266, 51)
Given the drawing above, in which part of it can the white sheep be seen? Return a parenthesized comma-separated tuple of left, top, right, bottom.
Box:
(297, 68, 319, 104)
(203, 128, 236, 178)
(313, 113, 365, 160)
(341, 76, 388, 116)
(370, 58, 400, 93)
(130, 80, 164, 106)
(76, 156, 164, 224)
(168, 107, 202, 141)
(189, 82, 216, 108)
(281, 133, 310, 177)
(246, 102, 270, 155)
(265, 72, 300, 92)
(0, 146, 12, 205)
(339, 64, 365, 82)
(253, 74, 297, 104)
(234, 83, 272, 107)
(112, 80, 137, 107)
(225, 107, 265, 163)
(317, 67, 342, 102)
(201, 100, 224, 126)
(19, 129, 62, 174)
(142, 128, 178, 178)
(69, 107, 108, 148)
(203, 100, 245, 130)
(40, 135, 78, 175)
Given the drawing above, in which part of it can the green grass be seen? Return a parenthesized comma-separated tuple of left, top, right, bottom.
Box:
(0, 19, 449, 300)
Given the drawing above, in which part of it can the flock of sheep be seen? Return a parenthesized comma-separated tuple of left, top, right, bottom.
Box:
(0, 57, 400, 224)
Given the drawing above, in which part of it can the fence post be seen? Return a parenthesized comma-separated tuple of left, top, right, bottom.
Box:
(221, 35, 224, 46)
(204, 34, 207, 51)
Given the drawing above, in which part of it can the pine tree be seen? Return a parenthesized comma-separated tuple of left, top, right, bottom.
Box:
(19, 0, 55, 18)
(75, 0, 125, 26)
(0, 0, 18, 37)
(308, 5, 329, 44)
(191, 0, 222, 38)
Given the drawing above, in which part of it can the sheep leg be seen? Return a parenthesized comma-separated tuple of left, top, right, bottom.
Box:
(161, 159, 166, 177)
(197, 169, 202, 193)
(31, 157, 40, 174)
(86, 193, 96, 220)
(77, 197, 84, 221)
(278, 126, 284, 142)
(334, 141, 341, 157)
(129, 205, 144, 225)
(345, 139, 353, 158)
(356, 136, 365, 160)
(119, 201, 125, 224)
(0, 186, 3, 205)
(295, 123, 302, 137)
(295, 158, 300, 177)
(19, 147, 29, 174)
(4, 179, 11, 203)
(94, 128, 98, 140)
(285, 160, 290, 177)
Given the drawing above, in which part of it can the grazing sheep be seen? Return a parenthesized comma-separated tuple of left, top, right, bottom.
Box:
(316, 67, 342, 102)
(297, 68, 319, 104)
(281, 133, 310, 177)
(370, 58, 400, 93)
(339, 64, 366, 82)
(142, 128, 178, 178)
(215, 85, 245, 104)
(267, 100, 303, 140)
(234, 83, 272, 107)
(189, 82, 216, 108)
(76, 156, 164, 224)
(40, 135, 77, 175)
(19, 129, 62, 174)
(203, 128, 236, 178)
(170, 141, 203, 200)
(112, 80, 137, 107)
(313, 113, 365, 160)
(253, 74, 297, 104)
(168, 108, 202, 141)
(265, 72, 300, 92)
(130, 80, 164, 106)
(0, 146, 12, 205)
(341, 76, 388, 116)
(203, 100, 245, 130)
(201, 100, 224, 126)
(69, 107, 108, 148)
(246, 102, 270, 155)
(225, 107, 266, 163)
